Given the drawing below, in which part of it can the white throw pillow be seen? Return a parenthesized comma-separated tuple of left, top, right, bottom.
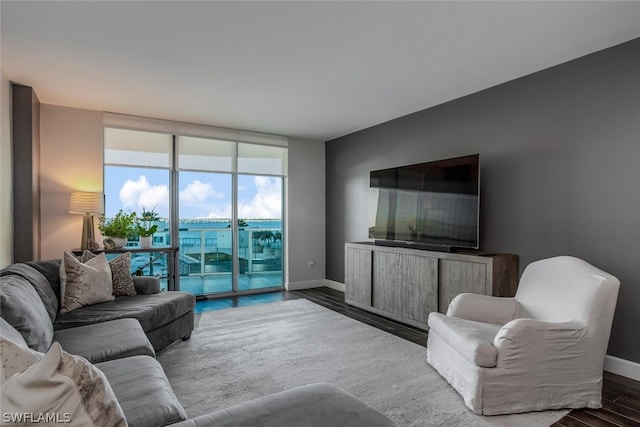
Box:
(0, 342, 127, 427)
(59, 252, 114, 314)
(0, 336, 44, 381)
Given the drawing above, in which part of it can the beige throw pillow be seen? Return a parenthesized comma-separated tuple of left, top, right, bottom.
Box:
(0, 336, 44, 381)
(0, 342, 127, 427)
(60, 252, 114, 314)
(82, 251, 136, 296)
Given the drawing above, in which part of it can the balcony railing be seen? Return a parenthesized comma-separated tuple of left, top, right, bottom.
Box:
(130, 227, 282, 279)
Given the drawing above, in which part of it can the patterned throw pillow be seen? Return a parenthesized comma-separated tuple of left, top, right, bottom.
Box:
(82, 251, 136, 296)
(59, 252, 114, 313)
(0, 342, 127, 427)
(0, 336, 44, 381)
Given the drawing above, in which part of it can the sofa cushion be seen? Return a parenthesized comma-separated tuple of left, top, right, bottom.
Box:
(54, 318, 155, 364)
(0, 317, 29, 348)
(82, 251, 137, 296)
(25, 259, 63, 306)
(96, 355, 187, 427)
(171, 383, 397, 427)
(0, 274, 54, 352)
(60, 252, 115, 313)
(1, 342, 127, 427)
(428, 312, 502, 368)
(0, 263, 58, 321)
(54, 292, 195, 333)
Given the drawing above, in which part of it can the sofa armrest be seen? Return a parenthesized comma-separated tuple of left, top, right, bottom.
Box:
(447, 293, 525, 325)
(133, 276, 161, 294)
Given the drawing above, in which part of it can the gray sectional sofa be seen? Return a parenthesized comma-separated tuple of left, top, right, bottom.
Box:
(0, 259, 396, 427)
(22, 259, 195, 352)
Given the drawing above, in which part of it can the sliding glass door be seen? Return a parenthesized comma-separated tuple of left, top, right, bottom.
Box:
(177, 137, 286, 296)
(177, 170, 233, 295)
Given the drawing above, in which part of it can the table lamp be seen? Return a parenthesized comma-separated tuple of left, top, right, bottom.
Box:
(69, 192, 104, 250)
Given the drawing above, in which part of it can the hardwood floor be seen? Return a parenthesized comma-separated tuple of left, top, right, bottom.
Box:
(196, 287, 640, 426)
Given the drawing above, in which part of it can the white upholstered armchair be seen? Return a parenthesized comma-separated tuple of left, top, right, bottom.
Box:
(426, 256, 620, 415)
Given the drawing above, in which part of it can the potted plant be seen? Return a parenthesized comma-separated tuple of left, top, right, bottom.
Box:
(136, 206, 159, 248)
(98, 210, 137, 249)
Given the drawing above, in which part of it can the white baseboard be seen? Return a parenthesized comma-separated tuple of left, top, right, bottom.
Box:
(285, 279, 328, 291)
(323, 279, 345, 292)
(604, 355, 640, 381)
(286, 279, 345, 292)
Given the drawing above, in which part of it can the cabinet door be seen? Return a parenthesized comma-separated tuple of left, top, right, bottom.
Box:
(345, 247, 372, 306)
(439, 259, 488, 313)
(373, 252, 437, 324)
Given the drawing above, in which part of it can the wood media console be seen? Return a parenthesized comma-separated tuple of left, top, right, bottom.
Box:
(344, 242, 518, 330)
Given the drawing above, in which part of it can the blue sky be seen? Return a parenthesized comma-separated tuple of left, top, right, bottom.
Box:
(104, 166, 282, 220)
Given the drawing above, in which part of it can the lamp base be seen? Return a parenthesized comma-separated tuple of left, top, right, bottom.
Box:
(80, 214, 96, 251)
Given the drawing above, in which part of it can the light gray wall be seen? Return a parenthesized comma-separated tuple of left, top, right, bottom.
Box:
(326, 38, 640, 362)
(287, 137, 326, 287)
(39, 104, 104, 259)
(37, 105, 327, 286)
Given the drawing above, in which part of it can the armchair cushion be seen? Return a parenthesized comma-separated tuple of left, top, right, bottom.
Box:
(493, 318, 587, 368)
(428, 312, 502, 368)
(447, 293, 525, 325)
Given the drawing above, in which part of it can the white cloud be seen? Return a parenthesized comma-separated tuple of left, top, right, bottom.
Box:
(180, 180, 223, 204)
(180, 180, 226, 218)
(237, 176, 282, 219)
(119, 176, 169, 214)
(118, 175, 281, 220)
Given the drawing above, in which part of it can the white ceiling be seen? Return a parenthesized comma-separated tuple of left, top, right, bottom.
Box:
(2, 1, 640, 141)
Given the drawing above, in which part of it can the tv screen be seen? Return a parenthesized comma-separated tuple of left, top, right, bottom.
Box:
(368, 154, 480, 250)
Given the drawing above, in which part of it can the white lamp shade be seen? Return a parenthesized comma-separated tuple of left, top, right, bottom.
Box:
(69, 192, 104, 215)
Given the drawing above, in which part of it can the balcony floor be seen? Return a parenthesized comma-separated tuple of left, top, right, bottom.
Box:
(178, 272, 283, 296)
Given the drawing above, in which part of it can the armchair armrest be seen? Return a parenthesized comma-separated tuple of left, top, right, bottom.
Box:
(447, 293, 524, 325)
(133, 276, 161, 295)
(493, 318, 588, 368)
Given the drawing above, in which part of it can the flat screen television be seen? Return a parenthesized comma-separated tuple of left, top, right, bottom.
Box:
(368, 154, 480, 251)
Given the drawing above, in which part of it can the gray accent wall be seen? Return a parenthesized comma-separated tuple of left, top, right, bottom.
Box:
(326, 38, 640, 362)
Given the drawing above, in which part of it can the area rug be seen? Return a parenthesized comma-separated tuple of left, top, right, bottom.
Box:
(157, 299, 568, 426)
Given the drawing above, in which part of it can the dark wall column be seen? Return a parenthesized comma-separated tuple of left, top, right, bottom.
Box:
(11, 84, 40, 262)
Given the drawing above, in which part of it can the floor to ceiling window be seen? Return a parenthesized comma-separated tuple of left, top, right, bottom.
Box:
(103, 121, 287, 297)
